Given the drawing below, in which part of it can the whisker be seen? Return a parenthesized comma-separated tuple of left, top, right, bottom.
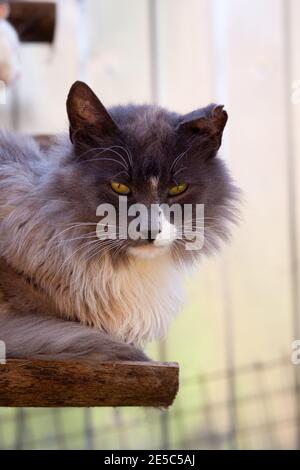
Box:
(77, 146, 131, 171)
(173, 166, 188, 180)
(79, 156, 129, 173)
(55, 238, 108, 278)
(110, 145, 133, 168)
(50, 224, 99, 241)
(171, 145, 192, 172)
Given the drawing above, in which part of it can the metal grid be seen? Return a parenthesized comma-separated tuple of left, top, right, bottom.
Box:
(0, 356, 299, 450)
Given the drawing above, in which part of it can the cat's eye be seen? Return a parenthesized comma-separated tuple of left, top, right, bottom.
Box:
(168, 183, 188, 196)
(111, 181, 131, 195)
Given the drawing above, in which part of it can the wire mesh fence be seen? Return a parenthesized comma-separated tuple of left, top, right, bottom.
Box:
(0, 356, 299, 450)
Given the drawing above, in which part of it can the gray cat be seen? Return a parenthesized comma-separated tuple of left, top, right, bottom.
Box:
(0, 81, 239, 361)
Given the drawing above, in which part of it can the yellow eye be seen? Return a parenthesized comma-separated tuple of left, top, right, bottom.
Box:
(111, 181, 131, 195)
(168, 183, 188, 196)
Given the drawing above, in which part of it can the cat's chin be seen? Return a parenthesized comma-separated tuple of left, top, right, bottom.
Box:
(127, 244, 170, 259)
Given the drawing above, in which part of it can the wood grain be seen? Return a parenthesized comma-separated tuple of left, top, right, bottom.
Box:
(0, 360, 179, 407)
(8, 2, 56, 43)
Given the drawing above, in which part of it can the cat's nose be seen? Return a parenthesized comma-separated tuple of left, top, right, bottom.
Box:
(142, 228, 161, 242)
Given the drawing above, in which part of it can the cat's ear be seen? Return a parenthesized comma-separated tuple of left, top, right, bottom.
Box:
(66, 81, 118, 145)
(177, 104, 228, 152)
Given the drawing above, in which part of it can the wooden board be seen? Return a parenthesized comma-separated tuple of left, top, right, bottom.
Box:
(8, 1, 56, 43)
(0, 360, 179, 407)
(87, 0, 152, 105)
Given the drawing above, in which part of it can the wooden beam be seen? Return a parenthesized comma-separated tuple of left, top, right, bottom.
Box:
(0, 360, 179, 407)
(8, 2, 56, 43)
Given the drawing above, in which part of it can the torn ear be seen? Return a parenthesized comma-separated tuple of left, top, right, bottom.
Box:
(66, 81, 118, 144)
(178, 104, 228, 150)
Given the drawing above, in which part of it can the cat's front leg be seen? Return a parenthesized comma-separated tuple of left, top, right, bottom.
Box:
(0, 312, 149, 362)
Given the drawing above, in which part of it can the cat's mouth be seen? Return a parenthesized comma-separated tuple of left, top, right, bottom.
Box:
(127, 242, 171, 259)
(125, 219, 178, 258)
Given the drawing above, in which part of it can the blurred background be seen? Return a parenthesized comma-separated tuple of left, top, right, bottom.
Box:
(0, 0, 300, 450)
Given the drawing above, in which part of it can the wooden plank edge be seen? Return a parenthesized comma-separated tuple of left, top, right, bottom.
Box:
(0, 359, 179, 408)
(8, 2, 56, 43)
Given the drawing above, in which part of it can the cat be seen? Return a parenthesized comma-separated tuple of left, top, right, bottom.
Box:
(0, 81, 239, 362)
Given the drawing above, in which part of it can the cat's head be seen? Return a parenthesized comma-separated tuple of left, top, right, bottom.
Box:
(61, 81, 239, 263)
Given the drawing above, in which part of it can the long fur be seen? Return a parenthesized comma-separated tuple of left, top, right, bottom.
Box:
(0, 132, 184, 359)
(0, 311, 148, 361)
(0, 90, 239, 361)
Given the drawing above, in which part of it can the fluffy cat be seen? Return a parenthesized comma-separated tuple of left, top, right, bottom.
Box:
(0, 81, 239, 361)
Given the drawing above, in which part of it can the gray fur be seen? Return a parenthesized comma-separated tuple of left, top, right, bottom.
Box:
(0, 312, 148, 361)
(0, 82, 239, 362)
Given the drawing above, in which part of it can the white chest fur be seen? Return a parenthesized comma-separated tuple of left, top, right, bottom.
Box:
(71, 253, 184, 346)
